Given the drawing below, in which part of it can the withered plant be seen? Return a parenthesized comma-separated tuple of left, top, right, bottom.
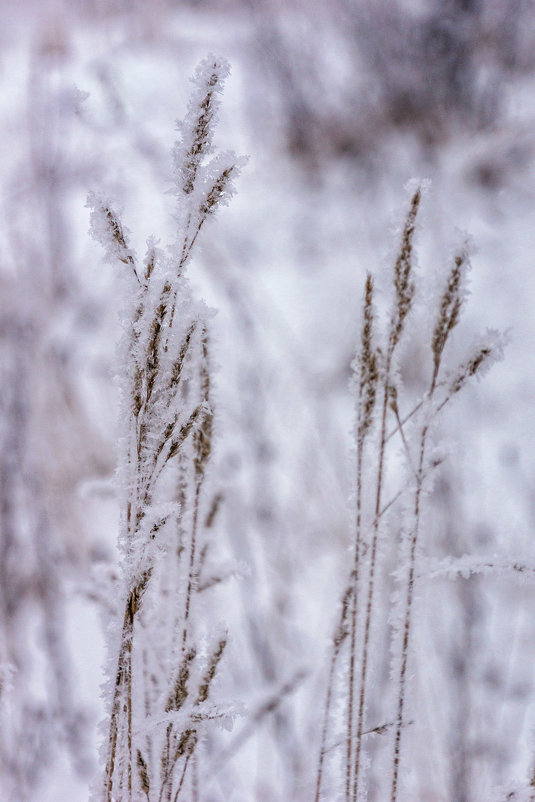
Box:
(314, 186, 504, 802)
(88, 56, 244, 802)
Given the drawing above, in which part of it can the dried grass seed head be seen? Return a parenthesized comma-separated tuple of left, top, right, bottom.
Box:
(198, 152, 248, 219)
(449, 329, 506, 395)
(431, 242, 470, 377)
(173, 56, 231, 197)
(356, 273, 378, 437)
(166, 647, 197, 713)
(333, 584, 353, 649)
(86, 192, 137, 275)
(169, 320, 197, 389)
(143, 235, 162, 285)
(193, 329, 213, 475)
(389, 186, 421, 348)
(196, 637, 227, 705)
(136, 751, 150, 794)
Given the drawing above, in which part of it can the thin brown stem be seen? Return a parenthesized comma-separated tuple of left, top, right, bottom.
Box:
(390, 423, 428, 802)
(182, 480, 202, 647)
(345, 436, 364, 801)
(353, 349, 392, 800)
(391, 403, 417, 480)
(315, 595, 350, 802)
(104, 601, 134, 801)
(173, 751, 192, 802)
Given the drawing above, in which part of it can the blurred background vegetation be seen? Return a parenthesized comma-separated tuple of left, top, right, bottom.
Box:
(1, 1, 535, 799)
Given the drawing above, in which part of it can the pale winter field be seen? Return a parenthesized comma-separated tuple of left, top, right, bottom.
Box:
(1, 2, 535, 801)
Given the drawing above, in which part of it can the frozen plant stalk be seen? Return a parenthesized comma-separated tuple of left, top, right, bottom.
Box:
(88, 57, 244, 802)
(314, 187, 504, 802)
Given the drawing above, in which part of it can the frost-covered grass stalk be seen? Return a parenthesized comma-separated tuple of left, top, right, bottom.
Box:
(314, 186, 504, 802)
(88, 56, 244, 802)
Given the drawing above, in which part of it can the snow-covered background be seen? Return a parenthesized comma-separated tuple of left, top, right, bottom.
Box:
(1, 1, 535, 800)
